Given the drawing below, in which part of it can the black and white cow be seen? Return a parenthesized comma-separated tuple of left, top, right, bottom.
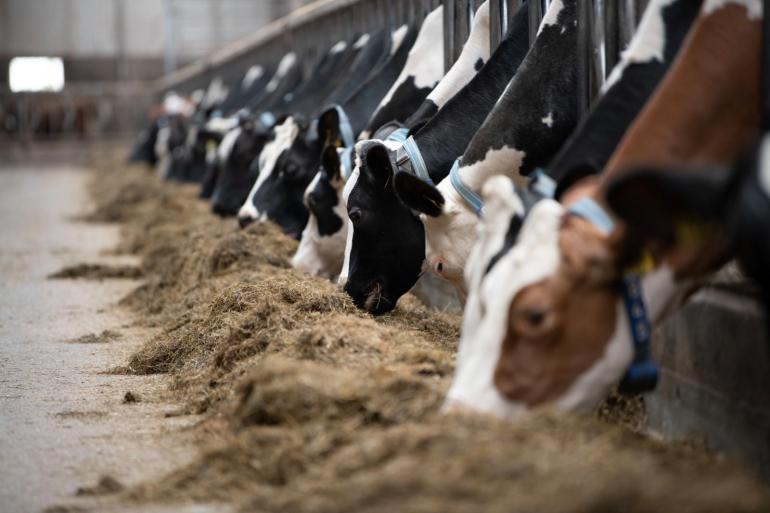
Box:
(392, 0, 580, 299)
(205, 34, 380, 217)
(236, 14, 436, 236)
(293, 2, 493, 279)
(340, 0, 561, 313)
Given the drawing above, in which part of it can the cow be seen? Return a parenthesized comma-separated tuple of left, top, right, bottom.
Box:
(236, 10, 440, 236)
(293, 1, 494, 279)
(206, 30, 392, 216)
(341, 0, 570, 314)
(444, 0, 762, 418)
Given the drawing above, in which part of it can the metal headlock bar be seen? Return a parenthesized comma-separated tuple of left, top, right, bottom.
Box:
(157, 0, 644, 126)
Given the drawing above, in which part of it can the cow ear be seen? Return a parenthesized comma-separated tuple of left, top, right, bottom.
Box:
(394, 171, 445, 217)
(318, 108, 341, 147)
(321, 145, 341, 181)
(360, 141, 394, 187)
(605, 166, 729, 250)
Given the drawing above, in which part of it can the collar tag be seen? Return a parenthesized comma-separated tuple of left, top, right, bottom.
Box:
(449, 158, 484, 217)
(618, 274, 659, 395)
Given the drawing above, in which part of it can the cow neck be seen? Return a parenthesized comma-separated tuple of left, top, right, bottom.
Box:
(339, 32, 415, 138)
(547, 0, 705, 199)
(404, 1, 531, 183)
(600, 2, 761, 182)
(447, 0, 578, 215)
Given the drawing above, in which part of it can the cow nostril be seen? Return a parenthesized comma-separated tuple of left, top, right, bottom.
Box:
(436, 262, 443, 273)
(238, 215, 254, 229)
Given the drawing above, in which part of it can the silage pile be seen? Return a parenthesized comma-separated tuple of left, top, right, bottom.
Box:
(92, 162, 770, 512)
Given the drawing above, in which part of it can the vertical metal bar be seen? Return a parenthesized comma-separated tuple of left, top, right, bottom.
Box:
(762, 0, 770, 132)
(528, 0, 543, 45)
(444, 0, 457, 72)
(618, 0, 637, 51)
(489, 0, 503, 51)
(576, 0, 594, 119)
(593, 0, 606, 87)
(453, 0, 472, 65)
(162, 0, 177, 75)
(604, 0, 619, 76)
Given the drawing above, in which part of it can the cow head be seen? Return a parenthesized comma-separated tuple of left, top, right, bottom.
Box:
(292, 145, 350, 278)
(340, 140, 425, 314)
(445, 166, 733, 418)
(237, 115, 320, 239)
(211, 114, 271, 217)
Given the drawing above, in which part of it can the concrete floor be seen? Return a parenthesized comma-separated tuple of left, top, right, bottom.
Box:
(0, 166, 199, 513)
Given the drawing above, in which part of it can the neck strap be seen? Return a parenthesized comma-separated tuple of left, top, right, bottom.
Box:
(395, 135, 434, 184)
(386, 127, 409, 144)
(332, 104, 356, 148)
(449, 158, 484, 217)
(535, 173, 659, 395)
(567, 197, 615, 235)
(617, 274, 659, 395)
(340, 146, 354, 181)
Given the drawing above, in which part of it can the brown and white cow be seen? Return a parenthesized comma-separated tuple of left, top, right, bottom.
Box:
(446, 0, 764, 417)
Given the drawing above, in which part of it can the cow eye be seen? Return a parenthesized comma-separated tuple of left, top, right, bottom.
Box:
(525, 309, 546, 327)
(348, 207, 362, 224)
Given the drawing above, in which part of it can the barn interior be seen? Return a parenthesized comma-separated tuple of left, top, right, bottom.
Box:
(1, 1, 769, 512)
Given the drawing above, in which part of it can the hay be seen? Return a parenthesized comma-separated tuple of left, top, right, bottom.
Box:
(87, 159, 769, 512)
(48, 263, 143, 280)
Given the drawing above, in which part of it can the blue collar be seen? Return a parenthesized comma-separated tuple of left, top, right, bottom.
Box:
(530, 168, 557, 198)
(332, 104, 356, 148)
(542, 176, 659, 395)
(340, 146, 354, 181)
(567, 197, 615, 235)
(386, 127, 409, 144)
(395, 135, 434, 185)
(449, 158, 484, 217)
(617, 274, 659, 395)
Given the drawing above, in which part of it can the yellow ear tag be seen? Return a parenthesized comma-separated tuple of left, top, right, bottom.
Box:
(675, 220, 714, 247)
(628, 249, 656, 274)
(206, 140, 217, 152)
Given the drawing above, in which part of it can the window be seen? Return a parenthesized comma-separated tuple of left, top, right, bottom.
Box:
(9, 57, 65, 93)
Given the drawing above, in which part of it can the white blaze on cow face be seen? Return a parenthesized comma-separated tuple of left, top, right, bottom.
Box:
(376, 6, 444, 109)
(447, 178, 690, 417)
(425, 1, 491, 110)
(293, 151, 349, 279)
(446, 197, 564, 418)
(266, 53, 297, 93)
(238, 117, 299, 222)
(423, 147, 525, 297)
(338, 139, 402, 288)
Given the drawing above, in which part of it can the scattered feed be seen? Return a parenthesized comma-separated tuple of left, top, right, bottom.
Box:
(83, 160, 770, 512)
